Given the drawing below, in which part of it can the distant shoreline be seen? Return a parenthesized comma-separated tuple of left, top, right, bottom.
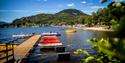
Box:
(0, 25, 113, 32)
(60, 25, 113, 32)
(75, 27, 113, 32)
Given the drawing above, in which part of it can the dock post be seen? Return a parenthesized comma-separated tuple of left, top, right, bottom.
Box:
(6, 44, 8, 62)
(12, 44, 15, 62)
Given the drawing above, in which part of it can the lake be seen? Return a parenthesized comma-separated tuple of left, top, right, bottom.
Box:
(0, 26, 110, 63)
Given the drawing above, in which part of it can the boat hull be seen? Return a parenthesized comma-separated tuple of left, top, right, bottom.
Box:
(65, 30, 77, 33)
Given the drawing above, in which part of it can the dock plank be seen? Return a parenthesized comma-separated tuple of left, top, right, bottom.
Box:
(14, 35, 41, 62)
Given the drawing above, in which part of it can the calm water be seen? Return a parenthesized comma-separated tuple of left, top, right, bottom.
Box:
(0, 27, 109, 63)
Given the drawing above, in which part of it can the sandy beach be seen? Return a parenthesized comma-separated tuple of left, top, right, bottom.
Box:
(74, 26, 113, 32)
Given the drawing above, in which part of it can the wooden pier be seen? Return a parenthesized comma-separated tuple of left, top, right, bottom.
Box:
(0, 34, 67, 63)
(14, 35, 41, 63)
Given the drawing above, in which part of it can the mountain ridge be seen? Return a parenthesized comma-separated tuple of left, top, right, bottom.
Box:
(12, 9, 89, 27)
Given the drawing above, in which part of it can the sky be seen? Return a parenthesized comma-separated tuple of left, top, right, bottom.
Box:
(0, 0, 112, 23)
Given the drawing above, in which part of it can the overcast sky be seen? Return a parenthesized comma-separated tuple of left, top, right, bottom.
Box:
(0, 0, 112, 23)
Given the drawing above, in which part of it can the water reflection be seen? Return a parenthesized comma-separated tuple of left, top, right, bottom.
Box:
(65, 32, 75, 42)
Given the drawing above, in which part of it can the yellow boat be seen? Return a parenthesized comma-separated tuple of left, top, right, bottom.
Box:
(65, 30, 77, 33)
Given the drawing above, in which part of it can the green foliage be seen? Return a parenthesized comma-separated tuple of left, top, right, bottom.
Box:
(76, 35, 125, 63)
(100, 0, 122, 3)
(84, 56, 95, 63)
(110, 19, 119, 30)
(88, 2, 125, 28)
(74, 49, 90, 56)
(84, 16, 93, 27)
(78, 16, 87, 24)
(116, 16, 125, 38)
(89, 37, 125, 63)
(76, 37, 122, 63)
(90, 38, 114, 58)
(73, 0, 125, 63)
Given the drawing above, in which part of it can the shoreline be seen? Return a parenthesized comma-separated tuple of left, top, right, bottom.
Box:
(74, 26, 113, 32)
(0, 25, 113, 32)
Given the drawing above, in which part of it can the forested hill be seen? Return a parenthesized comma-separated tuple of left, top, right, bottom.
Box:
(12, 9, 88, 27)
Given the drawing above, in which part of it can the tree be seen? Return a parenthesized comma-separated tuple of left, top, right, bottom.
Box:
(85, 16, 93, 27)
(78, 16, 86, 24)
(74, 0, 125, 63)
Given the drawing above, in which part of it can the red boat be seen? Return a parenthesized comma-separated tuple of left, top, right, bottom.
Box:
(40, 36, 60, 43)
(39, 36, 62, 47)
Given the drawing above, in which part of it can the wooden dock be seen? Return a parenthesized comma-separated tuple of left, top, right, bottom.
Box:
(14, 35, 41, 63)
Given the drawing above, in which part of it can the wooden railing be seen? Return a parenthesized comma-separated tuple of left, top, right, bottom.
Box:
(0, 35, 40, 63)
(0, 44, 16, 63)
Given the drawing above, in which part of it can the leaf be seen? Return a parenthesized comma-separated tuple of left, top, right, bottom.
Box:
(87, 39, 91, 42)
(74, 49, 90, 56)
(84, 56, 95, 63)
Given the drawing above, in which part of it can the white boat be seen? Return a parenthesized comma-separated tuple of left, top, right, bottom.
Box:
(41, 32, 61, 36)
(12, 34, 31, 38)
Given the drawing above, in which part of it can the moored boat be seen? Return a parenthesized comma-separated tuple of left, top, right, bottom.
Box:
(41, 32, 61, 36)
(65, 30, 77, 33)
(38, 36, 62, 47)
(12, 34, 31, 38)
(37, 33, 71, 62)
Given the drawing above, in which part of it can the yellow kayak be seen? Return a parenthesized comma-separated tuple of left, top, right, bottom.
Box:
(65, 30, 77, 33)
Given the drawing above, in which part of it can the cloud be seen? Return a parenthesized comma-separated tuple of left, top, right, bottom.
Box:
(90, 6, 104, 9)
(67, 3, 75, 7)
(81, 1, 86, 4)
